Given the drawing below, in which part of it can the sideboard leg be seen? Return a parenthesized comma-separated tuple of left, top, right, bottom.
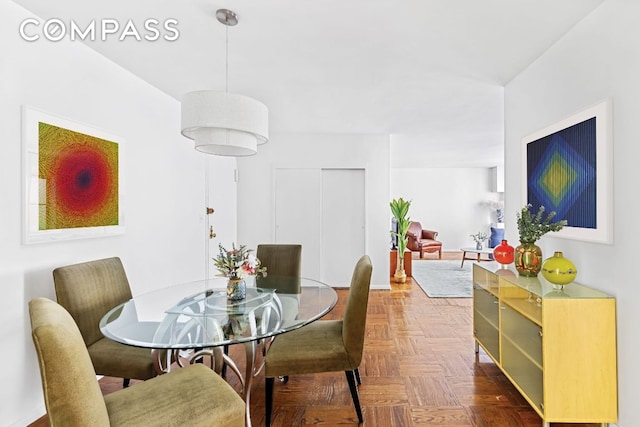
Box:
(542, 421, 550, 427)
(474, 340, 479, 353)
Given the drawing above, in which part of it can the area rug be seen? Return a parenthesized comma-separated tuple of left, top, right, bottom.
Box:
(411, 260, 497, 298)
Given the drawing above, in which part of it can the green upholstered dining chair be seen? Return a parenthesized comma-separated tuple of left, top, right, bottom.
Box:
(256, 244, 302, 293)
(220, 244, 303, 378)
(52, 257, 157, 387)
(264, 255, 373, 427)
(256, 243, 303, 317)
(28, 297, 245, 427)
(256, 244, 302, 278)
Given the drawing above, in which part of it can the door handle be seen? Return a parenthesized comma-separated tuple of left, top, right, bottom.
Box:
(207, 207, 216, 239)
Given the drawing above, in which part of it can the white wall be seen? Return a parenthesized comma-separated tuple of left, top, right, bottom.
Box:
(391, 168, 508, 250)
(505, 0, 637, 424)
(0, 2, 236, 425)
(236, 133, 390, 289)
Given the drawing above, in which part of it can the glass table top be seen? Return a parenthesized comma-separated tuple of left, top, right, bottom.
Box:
(99, 276, 338, 350)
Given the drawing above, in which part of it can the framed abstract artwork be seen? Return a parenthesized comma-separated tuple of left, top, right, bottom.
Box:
(521, 99, 613, 244)
(22, 106, 125, 244)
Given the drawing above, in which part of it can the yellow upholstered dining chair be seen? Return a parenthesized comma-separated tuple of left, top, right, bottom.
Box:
(263, 255, 373, 426)
(28, 297, 245, 427)
(52, 257, 157, 387)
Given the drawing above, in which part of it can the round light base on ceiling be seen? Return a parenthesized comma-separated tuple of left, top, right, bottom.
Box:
(216, 9, 238, 26)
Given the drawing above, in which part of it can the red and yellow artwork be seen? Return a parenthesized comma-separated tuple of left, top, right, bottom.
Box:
(38, 121, 119, 230)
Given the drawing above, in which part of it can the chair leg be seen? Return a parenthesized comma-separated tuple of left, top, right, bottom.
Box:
(122, 378, 130, 388)
(345, 370, 364, 423)
(354, 367, 362, 386)
(265, 377, 275, 427)
(221, 344, 229, 378)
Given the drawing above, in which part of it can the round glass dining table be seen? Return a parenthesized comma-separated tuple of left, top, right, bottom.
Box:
(100, 276, 338, 427)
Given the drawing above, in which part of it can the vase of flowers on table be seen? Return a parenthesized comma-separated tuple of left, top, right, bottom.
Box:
(214, 243, 267, 301)
(515, 204, 566, 277)
(470, 231, 488, 250)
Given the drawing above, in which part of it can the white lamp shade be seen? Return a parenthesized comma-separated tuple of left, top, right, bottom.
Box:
(193, 127, 257, 156)
(181, 90, 269, 156)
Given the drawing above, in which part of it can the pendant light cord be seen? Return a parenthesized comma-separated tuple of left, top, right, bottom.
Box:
(225, 24, 229, 93)
(225, 23, 229, 145)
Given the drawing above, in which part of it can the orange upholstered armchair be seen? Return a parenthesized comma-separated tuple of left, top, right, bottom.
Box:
(406, 221, 442, 259)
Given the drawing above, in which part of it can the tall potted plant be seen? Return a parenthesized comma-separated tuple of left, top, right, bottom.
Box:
(390, 197, 411, 283)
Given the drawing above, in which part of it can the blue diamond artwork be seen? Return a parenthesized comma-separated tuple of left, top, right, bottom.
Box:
(526, 117, 597, 229)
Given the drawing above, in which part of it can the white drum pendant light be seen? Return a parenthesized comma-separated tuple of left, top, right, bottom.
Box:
(181, 9, 268, 156)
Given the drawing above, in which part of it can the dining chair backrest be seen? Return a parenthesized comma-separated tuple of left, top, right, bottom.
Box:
(256, 244, 302, 277)
(256, 244, 302, 293)
(342, 255, 373, 367)
(29, 297, 111, 426)
(53, 257, 132, 347)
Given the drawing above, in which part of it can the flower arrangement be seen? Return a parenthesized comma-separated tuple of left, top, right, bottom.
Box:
(487, 200, 504, 210)
(516, 204, 567, 243)
(470, 231, 488, 245)
(487, 200, 505, 223)
(213, 243, 267, 279)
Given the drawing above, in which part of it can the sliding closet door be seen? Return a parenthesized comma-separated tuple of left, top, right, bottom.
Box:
(274, 168, 365, 286)
(321, 169, 365, 286)
(274, 168, 322, 279)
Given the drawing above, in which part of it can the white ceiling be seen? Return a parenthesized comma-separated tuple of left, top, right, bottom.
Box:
(14, 0, 604, 167)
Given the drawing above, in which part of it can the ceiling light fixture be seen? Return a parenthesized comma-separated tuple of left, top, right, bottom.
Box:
(180, 8, 268, 156)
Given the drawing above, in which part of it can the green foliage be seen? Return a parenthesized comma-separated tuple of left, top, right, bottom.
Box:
(517, 204, 567, 243)
(390, 197, 411, 254)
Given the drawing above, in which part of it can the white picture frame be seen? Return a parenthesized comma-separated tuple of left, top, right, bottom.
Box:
(22, 106, 125, 244)
(521, 98, 613, 244)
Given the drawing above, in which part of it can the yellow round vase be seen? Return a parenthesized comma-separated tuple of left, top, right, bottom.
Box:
(541, 251, 577, 288)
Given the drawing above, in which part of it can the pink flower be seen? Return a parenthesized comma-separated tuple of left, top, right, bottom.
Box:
(242, 264, 254, 275)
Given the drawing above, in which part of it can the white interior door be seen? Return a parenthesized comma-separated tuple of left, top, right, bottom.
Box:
(321, 169, 365, 286)
(206, 156, 237, 279)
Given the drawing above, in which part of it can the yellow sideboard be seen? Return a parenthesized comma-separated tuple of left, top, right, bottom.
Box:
(472, 263, 617, 426)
